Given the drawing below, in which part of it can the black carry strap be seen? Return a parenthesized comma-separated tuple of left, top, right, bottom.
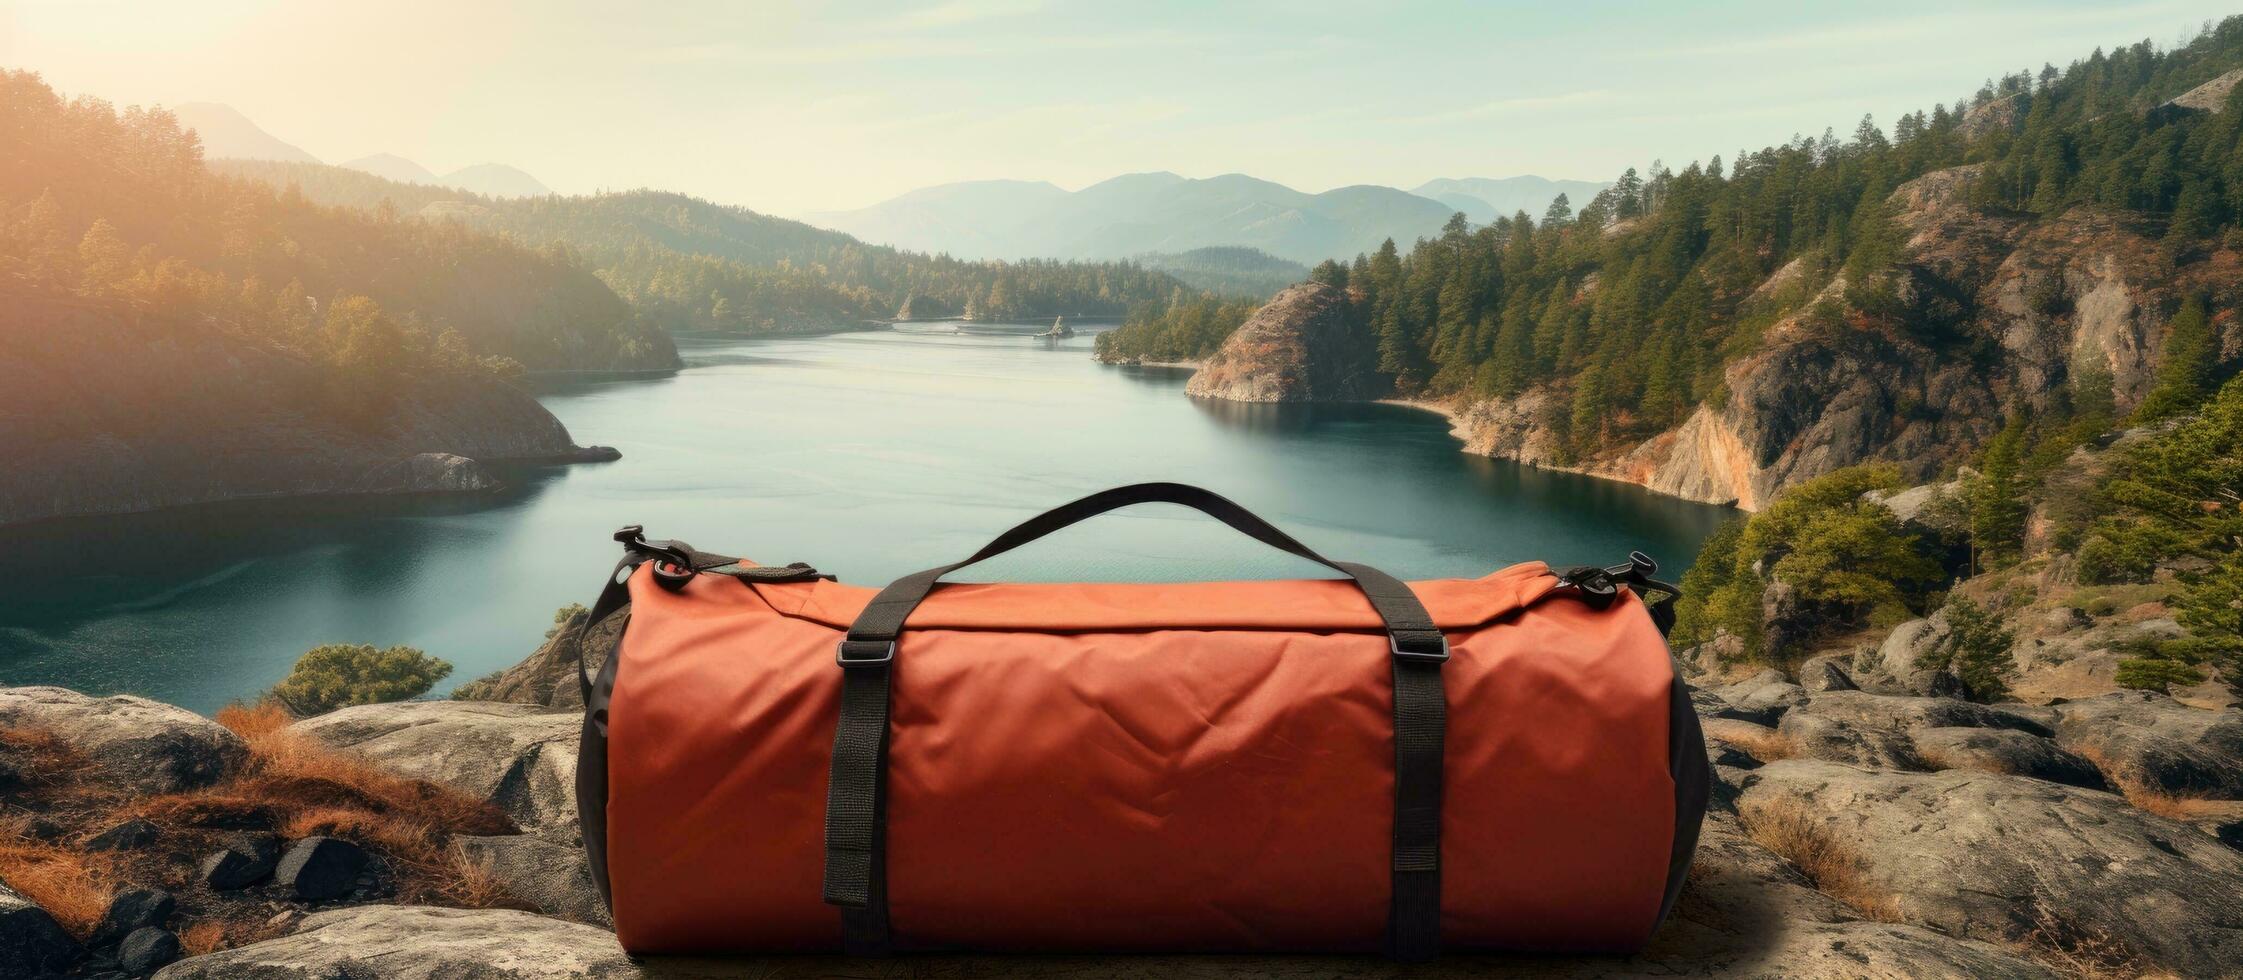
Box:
(820, 483, 1451, 959)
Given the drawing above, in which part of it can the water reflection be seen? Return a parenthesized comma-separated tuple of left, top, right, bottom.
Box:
(0, 331, 1732, 712)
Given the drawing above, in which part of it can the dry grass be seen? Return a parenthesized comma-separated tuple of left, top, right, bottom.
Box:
(208, 701, 521, 909)
(1704, 719, 1799, 764)
(2071, 743, 2240, 823)
(2018, 901, 2159, 979)
(1738, 796, 1901, 922)
(0, 705, 530, 957)
(435, 840, 515, 909)
(213, 702, 512, 837)
(0, 816, 117, 941)
(177, 916, 289, 958)
(2115, 788, 2238, 823)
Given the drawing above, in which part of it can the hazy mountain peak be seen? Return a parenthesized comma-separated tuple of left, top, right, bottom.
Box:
(171, 103, 318, 163)
(442, 163, 551, 198)
(341, 153, 444, 186)
(1409, 175, 1608, 223)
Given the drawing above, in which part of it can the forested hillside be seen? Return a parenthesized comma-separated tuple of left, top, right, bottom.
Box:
(1176, 20, 2243, 515)
(212, 160, 1187, 333)
(1134, 247, 1309, 299)
(0, 71, 634, 523)
(0, 73, 674, 372)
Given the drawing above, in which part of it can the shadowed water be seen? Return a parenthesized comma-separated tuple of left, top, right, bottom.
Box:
(0, 328, 1732, 713)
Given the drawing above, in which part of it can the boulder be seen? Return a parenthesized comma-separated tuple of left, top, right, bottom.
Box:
(454, 835, 608, 927)
(152, 906, 636, 979)
(0, 687, 247, 793)
(1738, 760, 2243, 977)
(1908, 727, 2107, 790)
(119, 926, 182, 975)
(0, 882, 80, 976)
(274, 837, 366, 902)
(91, 889, 174, 948)
(1875, 617, 1954, 695)
(291, 701, 579, 835)
(200, 840, 278, 891)
(1709, 670, 1807, 726)
(2049, 692, 2243, 798)
(86, 818, 161, 852)
(1776, 712, 1923, 770)
(1793, 654, 1857, 694)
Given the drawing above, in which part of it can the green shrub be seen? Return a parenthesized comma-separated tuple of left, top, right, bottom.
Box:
(2116, 654, 2206, 694)
(270, 643, 453, 716)
(1914, 594, 2017, 703)
(2168, 550, 2243, 699)
(1673, 465, 1943, 663)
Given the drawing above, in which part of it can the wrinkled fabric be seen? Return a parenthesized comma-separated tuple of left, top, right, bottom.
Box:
(605, 560, 1678, 953)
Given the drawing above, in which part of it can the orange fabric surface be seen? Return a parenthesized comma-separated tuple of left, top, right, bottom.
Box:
(603, 561, 1678, 953)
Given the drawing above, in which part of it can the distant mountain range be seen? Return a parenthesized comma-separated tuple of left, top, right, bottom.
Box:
(169, 103, 550, 198)
(1411, 176, 1610, 224)
(803, 171, 1604, 266)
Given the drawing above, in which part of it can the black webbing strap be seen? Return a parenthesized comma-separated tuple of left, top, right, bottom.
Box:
(820, 483, 1449, 959)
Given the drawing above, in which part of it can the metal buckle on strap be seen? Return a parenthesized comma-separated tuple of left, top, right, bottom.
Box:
(1390, 633, 1451, 663)
(836, 639, 897, 668)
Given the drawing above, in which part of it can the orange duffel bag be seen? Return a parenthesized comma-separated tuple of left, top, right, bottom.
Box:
(573, 483, 1707, 961)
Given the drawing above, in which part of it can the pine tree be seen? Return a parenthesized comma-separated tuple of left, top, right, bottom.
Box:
(2134, 297, 2215, 421)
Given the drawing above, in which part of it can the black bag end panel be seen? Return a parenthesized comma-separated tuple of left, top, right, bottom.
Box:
(577, 613, 628, 915)
(1652, 663, 1711, 933)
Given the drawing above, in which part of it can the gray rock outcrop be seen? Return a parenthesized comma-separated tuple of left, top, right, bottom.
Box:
(1908, 726, 2107, 790)
(290, 702, 578, 834)
(2050, 691, 2243, 797)
(1184, 282, 1383, 402)
(1738, 760, 2243, 977)
(0, 687, 246, 793)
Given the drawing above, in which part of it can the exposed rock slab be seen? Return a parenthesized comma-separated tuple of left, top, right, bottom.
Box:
(0, 686, 246, 793)
(152, 906, 635, 979)
(2049, 692, 2243, 797)
(455, 835, 609, 927)
(1909, 726, 2106, 790)
(2164, 66, 2243, 113)
(290, 702, 578, 835)
(1739, 760, 2243, 977)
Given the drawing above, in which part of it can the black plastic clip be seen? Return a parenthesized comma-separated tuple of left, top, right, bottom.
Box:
(837, 639, 898, 667)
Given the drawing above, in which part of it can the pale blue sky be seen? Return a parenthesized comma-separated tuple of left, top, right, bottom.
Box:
(5, 1, 2238, 214)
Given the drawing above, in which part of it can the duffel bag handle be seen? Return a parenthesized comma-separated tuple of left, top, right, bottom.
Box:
(837, 481, 1447, 657)
(823, 482, 1452, 961)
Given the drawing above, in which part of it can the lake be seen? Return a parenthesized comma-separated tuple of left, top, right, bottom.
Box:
(0, 328, 1733, 713)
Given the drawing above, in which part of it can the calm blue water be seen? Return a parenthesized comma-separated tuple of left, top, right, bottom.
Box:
(0, 328, 1732, 713)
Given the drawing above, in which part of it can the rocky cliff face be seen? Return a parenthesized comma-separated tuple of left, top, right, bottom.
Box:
(1183, 282, 1383, 402)
(0, 291, 613, 525)
(1192, 165, 2242, 509)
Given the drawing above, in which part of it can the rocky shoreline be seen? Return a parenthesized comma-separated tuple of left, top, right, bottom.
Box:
(1177, 159, 2243, 512)
(0, 599, 2237, 977)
